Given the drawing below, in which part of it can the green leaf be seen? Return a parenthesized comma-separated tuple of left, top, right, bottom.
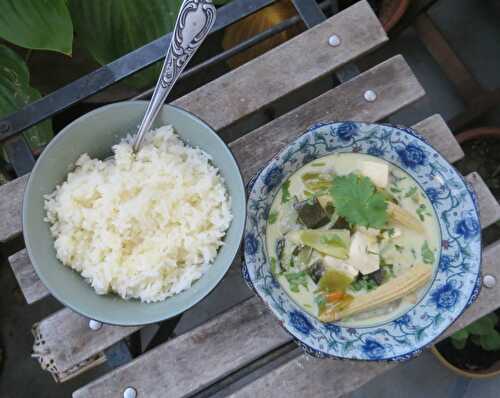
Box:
(69, 0, 183, 89)
(284, 271, 308, 293)
(394, 244, 404, 253)
(0, 45, 53, 151)
(350, 276, 378, 292)
(479, 331, 500, 351)
(451, 328, 469, 342)
(268, 211, 278, 225)
(0, 0, 73, 54)
(451, 336, 467, 350)
(281, 179, 291, 203)
(471, 334, 481, 346)
(405, 186, 418, 198)
(466, 313, 498, 336)
(421, 241, 435, 265)
(330, 174, 388, 228)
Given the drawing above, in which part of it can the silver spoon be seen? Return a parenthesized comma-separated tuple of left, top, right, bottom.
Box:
(109, 0, 216, 159)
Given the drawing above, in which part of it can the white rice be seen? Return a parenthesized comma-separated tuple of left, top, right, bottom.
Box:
(44, 126, 232, 302)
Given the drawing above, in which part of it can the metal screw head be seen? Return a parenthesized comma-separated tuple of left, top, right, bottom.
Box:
(123, 387, 137, 398)
(328, 34, 341, 47)
(364, 89, 377, 102)
(88, 320, 102, 330)
(483, 274, 496, 288)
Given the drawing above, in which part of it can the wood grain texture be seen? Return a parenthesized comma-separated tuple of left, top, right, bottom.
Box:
(73, 299, 288, 398)
(32, 169, 498, 386)
(465, 172, 500, 228)
(8, 249, 48, 304)
(0, 173, 27, 243)
(0, 1, 385, 247)
(412, 114, 464, 163)
(14, 55, 424, 307)
(173, 0, 387, 131)
(20, 63, 496, 391)
(70, 168, 500, 397)
(231, 54, 424, 182)
(34, 309, 140, 374)
(223, 240, 500, 398)
(229, 355, 394, 398)
(17, 54, 428, 384)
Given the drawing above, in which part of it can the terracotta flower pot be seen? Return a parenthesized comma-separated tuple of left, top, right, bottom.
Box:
(456, 127, 500, 144)
(379, 0, 410, 31)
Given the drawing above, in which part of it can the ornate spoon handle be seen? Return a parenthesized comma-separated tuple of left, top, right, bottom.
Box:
(133, 0, 216, 152)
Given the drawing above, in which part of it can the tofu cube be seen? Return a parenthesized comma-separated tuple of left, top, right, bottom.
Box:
(359, 160, 389, 188)
(323, 256, 359, 279)
(347, 231, 380, 275)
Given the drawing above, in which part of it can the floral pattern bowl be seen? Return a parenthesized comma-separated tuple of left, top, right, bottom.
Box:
(242, 122, 481, 361)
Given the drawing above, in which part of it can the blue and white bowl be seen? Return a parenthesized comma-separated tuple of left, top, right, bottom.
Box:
(243, 122, 481, 361)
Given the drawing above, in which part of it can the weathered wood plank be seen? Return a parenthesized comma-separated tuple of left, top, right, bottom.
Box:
(0, 1, 386, 248)
(10, 54, 425, 306)
(34, 55, 426, 384)
(218, 240, 500, 398)
(8, 249, 48, 304)
(228, 355, 394, 398)
(0, 173, 27, 243)
(73, 140, 499, 396)
(174, 0, 387, 131)
(73, 168, 498, 396)
(233, 54, 424, 182)
(465, 172, 500, 228)
(32, 309, 140, 374)
(24, 58, 500, 388)
(73, 299, 289, 398)
(412, 114, 464, 163)
(8, 106, 470, 307)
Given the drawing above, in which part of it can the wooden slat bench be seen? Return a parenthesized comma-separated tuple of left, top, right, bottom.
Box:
(1, 2, 499, 397)
(26, 54, 427, 383)
(71, 120, 500, 398)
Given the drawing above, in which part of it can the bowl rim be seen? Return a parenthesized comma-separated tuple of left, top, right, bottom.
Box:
(243, 120, 482, 361)
(23, 101, 247, 326)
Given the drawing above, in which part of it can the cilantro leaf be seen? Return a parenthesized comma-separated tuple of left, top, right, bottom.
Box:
(421, 241, 435, 264)
(284, 271, 309, 293)
(268, 211, 278, 224)
(351, 276, 378, 291)
(330, 174, 388, 228)
(281, 180, 291, 203)
(405, 186, 418, 199)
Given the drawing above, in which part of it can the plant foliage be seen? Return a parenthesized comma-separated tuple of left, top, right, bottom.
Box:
(450, 313, 500, 351)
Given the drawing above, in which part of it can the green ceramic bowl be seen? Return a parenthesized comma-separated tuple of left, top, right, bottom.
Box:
(23, 101, 246, 326)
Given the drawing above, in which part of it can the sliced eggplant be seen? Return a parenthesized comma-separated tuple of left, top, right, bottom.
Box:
(307, 261, 325, 284)
(295, 246, 313, 269)
(294, 197, 330, 228)
(332, 215, 349, 230)
(368, 268, 385, 285)
(277, 238, 296, 271)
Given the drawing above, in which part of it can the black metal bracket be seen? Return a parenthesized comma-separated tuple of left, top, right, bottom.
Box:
(0, 0, 276, 145)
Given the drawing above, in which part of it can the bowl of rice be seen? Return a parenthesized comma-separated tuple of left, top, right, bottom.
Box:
(23, 101, 246, 326)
